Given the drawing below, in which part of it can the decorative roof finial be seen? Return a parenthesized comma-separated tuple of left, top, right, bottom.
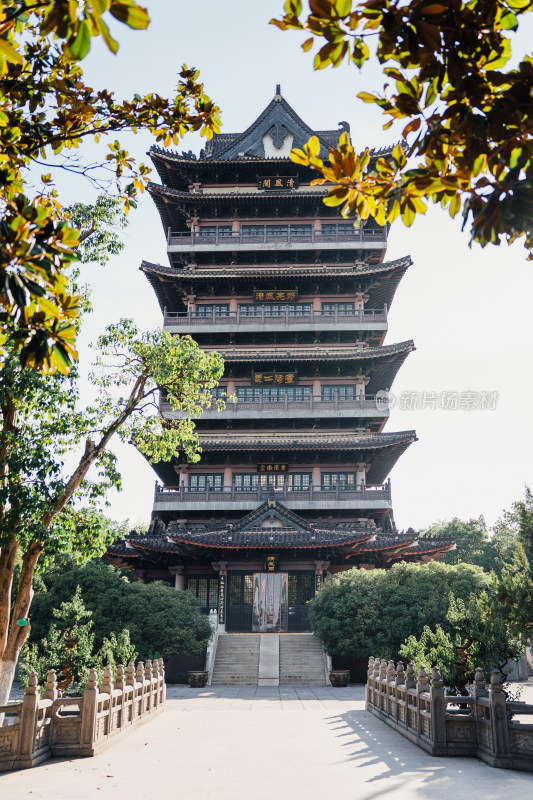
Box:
(275, 84, 282, 98)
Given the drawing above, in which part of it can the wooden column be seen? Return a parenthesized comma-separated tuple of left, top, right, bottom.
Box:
(168, 565, 185, 591)
(223, 466, 233, 491)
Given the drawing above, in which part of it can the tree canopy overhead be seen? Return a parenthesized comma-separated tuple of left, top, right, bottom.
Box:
(0, 1, 220, 372)
(272, 0, 533, 257)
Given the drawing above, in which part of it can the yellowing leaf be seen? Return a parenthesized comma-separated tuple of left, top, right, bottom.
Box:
(357, 91, 377, 103)
(110, 2, 150, 30)
(0, 37, 23, 64)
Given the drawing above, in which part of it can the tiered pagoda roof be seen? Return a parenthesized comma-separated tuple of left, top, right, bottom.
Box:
(141, 256, 412, 313)
(106, 500, 455, 567)
(149, 430, 416, 486)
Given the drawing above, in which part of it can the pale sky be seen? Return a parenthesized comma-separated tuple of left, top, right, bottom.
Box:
(57, 1, 533, 531)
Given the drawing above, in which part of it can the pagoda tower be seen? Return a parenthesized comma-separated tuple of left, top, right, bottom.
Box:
(107, 89, 454, 633)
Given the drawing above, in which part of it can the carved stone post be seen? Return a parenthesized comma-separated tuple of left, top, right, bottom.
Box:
(488, 670, 511, 763)
(416, 665, 429, 739)
(42, 670, 58, 702)
(126, 663, 136, 686)
(18, 673, 40, 764)
(377, 659, 386, 711)
(145, 660, 153, 712)
(80, 668, 99, 751)
(430, 667, 446, 752)
(114, 664, 125, 691)
(157, 658, 166, 703)
(101, 666, 113, 695)
(366, 657, 374, 706)
(396, 661, 405, 686)
(472, 666, 488, 706)
(136, 662, 145, 717)
(405, 662, 416, 690)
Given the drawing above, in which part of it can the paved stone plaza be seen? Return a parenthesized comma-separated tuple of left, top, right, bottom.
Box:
(1, 683, 532, 799)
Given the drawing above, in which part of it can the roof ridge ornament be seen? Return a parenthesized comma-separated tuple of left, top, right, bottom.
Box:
(275, 83, 282, 100)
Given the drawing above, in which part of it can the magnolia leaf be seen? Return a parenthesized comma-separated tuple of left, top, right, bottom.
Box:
(306, 136, 321, 158)
(68, 20, 92, 60)
(357, 91, 377, 103)
(0, 37, 23, 64)
(110, 2, 150, 29)
(290, 148, 310, 165)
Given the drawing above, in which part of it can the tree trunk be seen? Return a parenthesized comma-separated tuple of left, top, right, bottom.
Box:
(0, 372, 149, 708)
(0, 657, 17, 707)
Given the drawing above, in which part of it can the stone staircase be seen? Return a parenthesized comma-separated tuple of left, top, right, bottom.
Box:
(210, 633, 328, 685)
(211, 635, 260, 685)
(279, 634, 328, 685)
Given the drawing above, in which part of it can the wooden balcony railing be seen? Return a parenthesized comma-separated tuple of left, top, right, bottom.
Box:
(163, 307, 387, 328)
(167, 228, 387, 247)
(153, 480, 391, 505)
(159, 394, 387, 417)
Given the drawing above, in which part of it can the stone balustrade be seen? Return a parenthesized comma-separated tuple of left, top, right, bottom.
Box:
(0, 660, 166, 772)
(365, 657, 533, 772)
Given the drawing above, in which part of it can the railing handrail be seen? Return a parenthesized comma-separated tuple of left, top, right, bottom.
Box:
(159, 395, 386, 416)
(167, 228, 386, 246)
(154, 481, 390, 497)
(163, 307, 387, 322)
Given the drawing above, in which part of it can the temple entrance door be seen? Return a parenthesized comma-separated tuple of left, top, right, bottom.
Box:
(252, 573, 288, 632)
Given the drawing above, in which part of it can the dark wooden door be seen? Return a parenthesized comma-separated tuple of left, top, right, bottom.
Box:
(226, 572, 253, 632)
(287, 572, 314, 631)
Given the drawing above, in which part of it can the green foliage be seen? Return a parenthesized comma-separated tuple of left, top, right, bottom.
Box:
(0, 317, 222, 689)
(0, 320, 223, 566)
(421, 514, 527, 575)
(27, 557, 213, 662)
(513, 484, 533, 555)
(64, 196, 128, 268)
(0, 1, 221, 371)
(19, 585, 138, 694)
(422, 516, 490, 568)
(400, 624, 461, 690)
(308, 561, 489, 659)
(489, 544, 533, 641)
(400, 592, 523, 692)
(272, 1, 533, 258)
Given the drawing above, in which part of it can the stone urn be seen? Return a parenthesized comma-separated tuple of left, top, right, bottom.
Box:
(188, 670, 209, 688)
(329, 670, 350, 688)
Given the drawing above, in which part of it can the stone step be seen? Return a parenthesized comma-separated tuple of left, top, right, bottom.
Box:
(211, 634, 261, 685)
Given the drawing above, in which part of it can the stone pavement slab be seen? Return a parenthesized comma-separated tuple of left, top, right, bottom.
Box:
(1, 684, 532, 800)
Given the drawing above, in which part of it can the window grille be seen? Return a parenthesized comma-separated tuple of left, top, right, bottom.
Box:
(321, 385, 356, 401)
(289, 473, 311, 491)
(195, 304, 229, 317)
(321, 472, 357, 490)
(188, 474, 223, 492)
(322, 302, 355, 315)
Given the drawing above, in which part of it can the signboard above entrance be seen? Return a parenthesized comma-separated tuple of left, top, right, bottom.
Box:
(252, 372, 298, 385)
(253, 290, 298, 303)
(263, 555, 280, 572)
(257, 176, 298, 191)
(257, 464, 289, 473)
